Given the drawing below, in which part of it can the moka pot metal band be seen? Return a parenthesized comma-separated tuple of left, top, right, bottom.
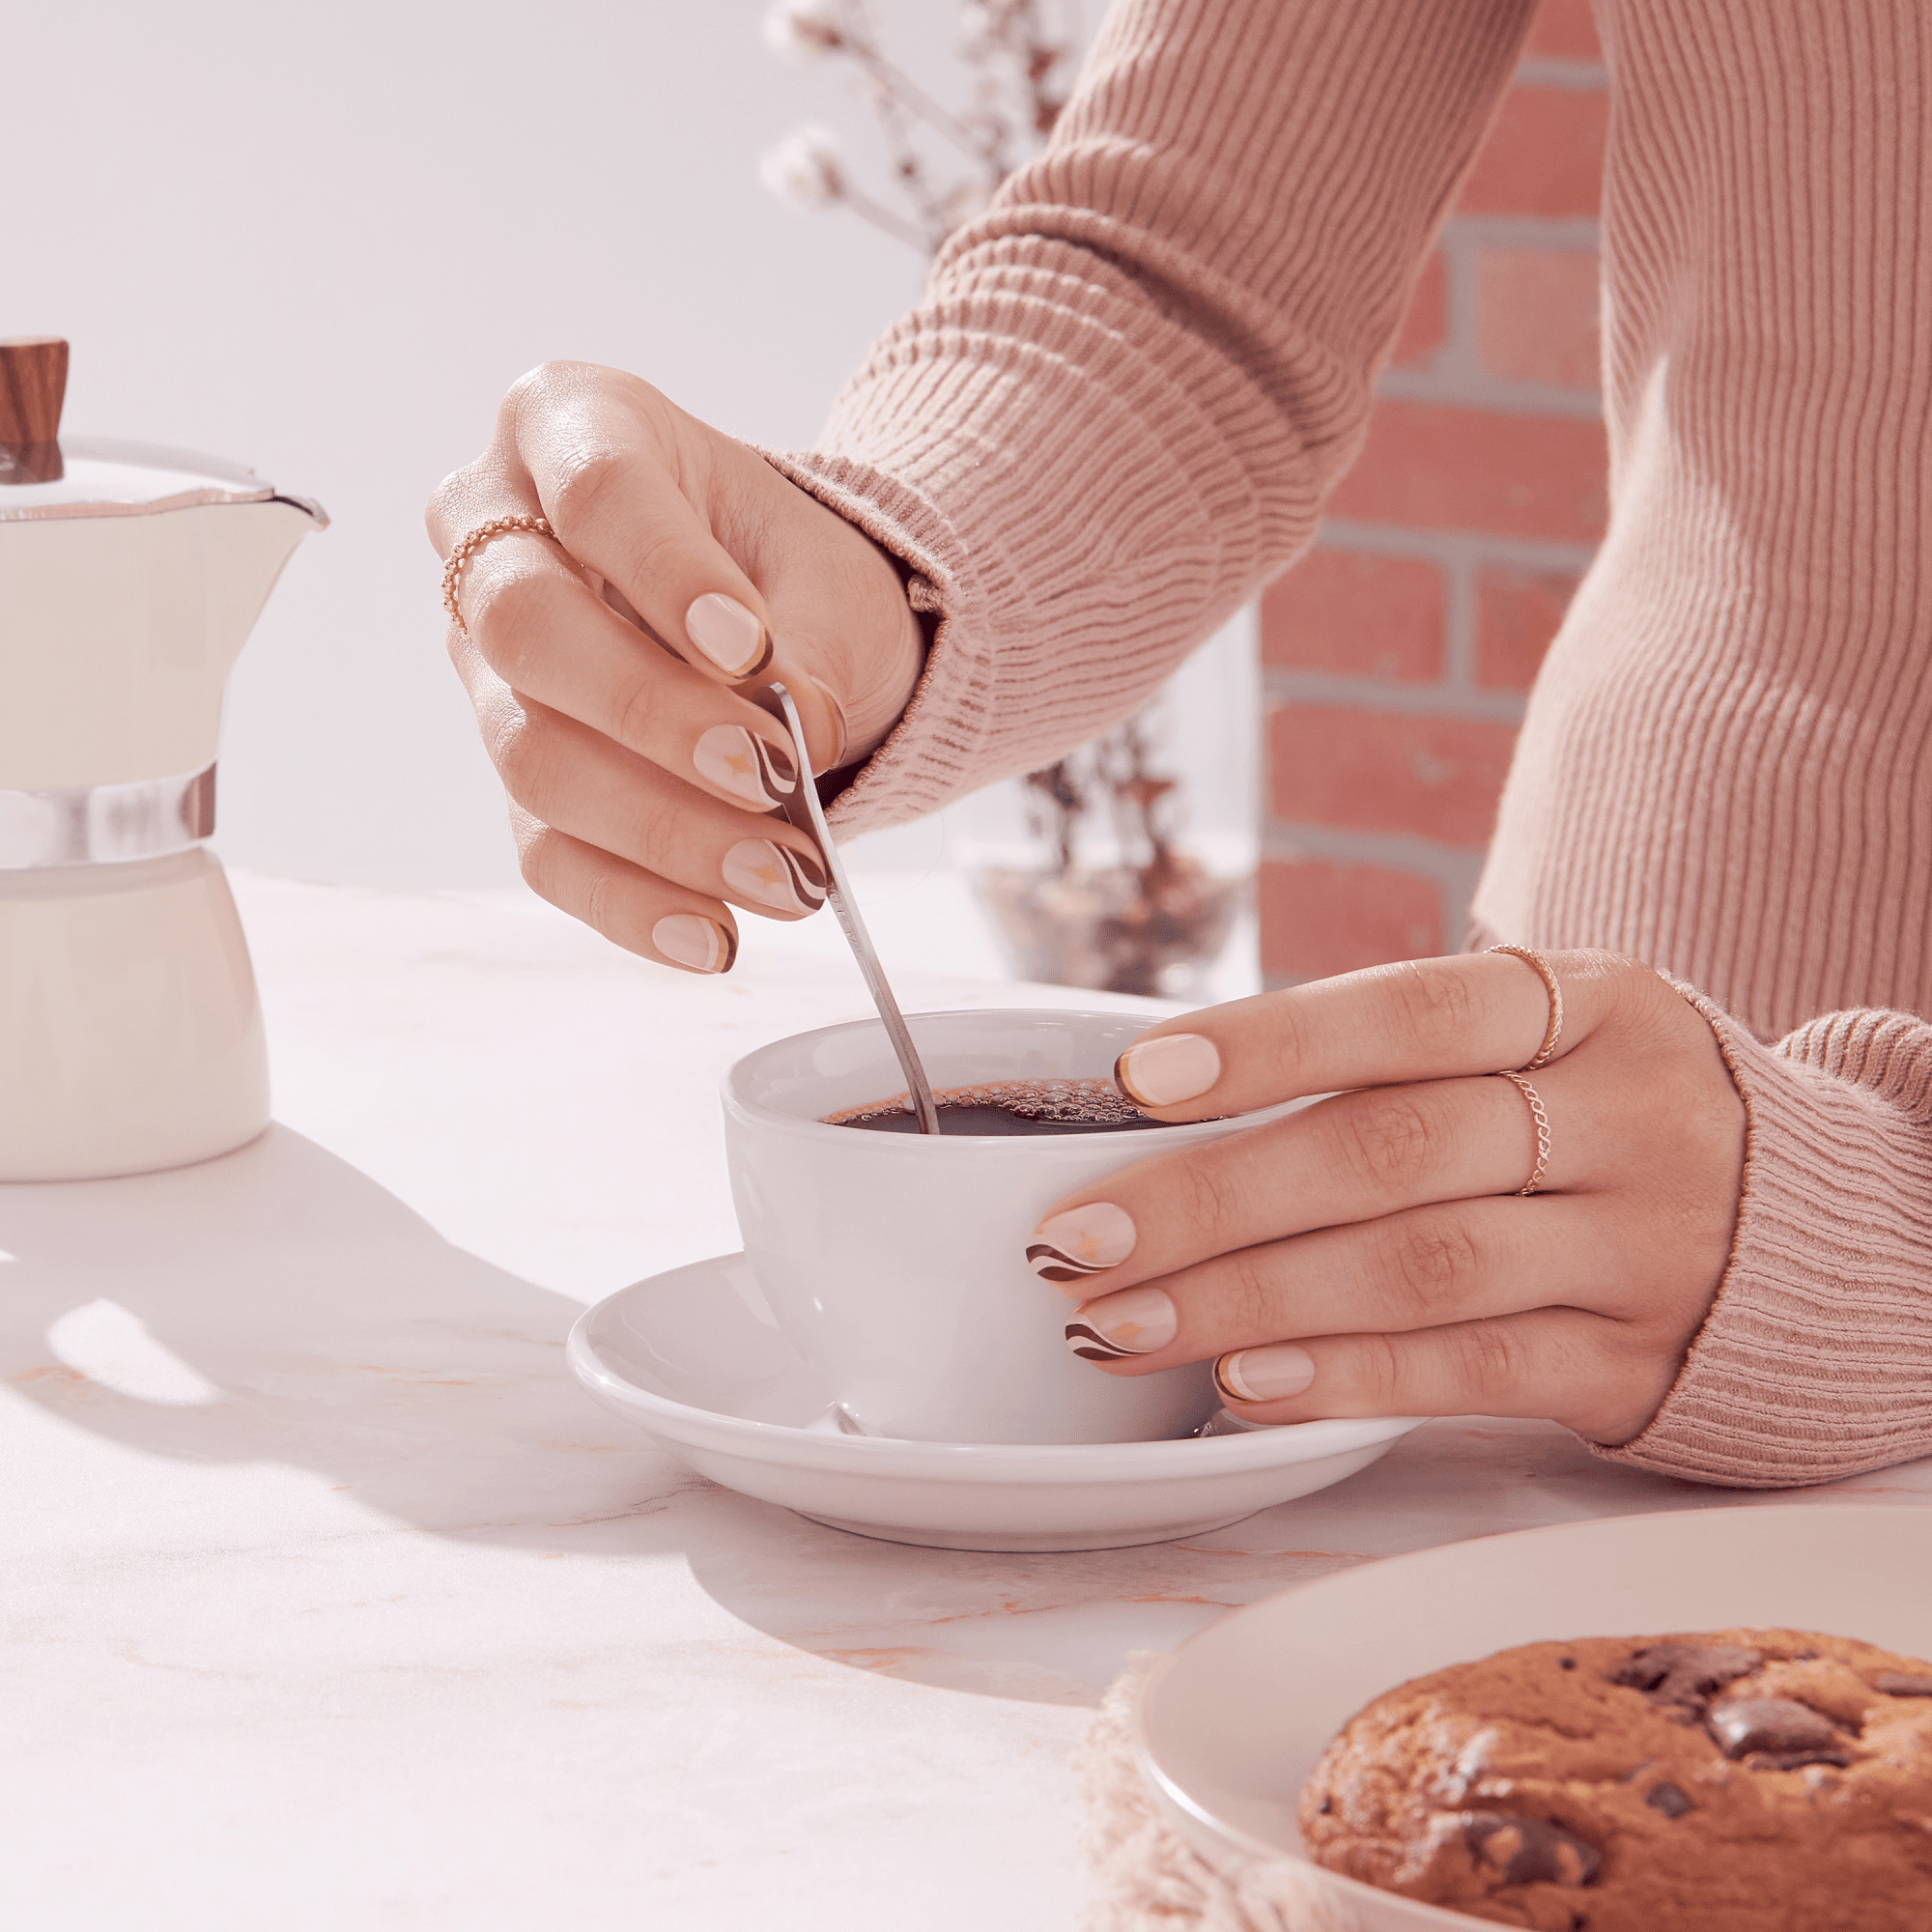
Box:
(0, 761, 217, 868)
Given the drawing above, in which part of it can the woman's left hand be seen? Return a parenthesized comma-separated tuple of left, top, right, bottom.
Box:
(1028, 949, 1747, 1445)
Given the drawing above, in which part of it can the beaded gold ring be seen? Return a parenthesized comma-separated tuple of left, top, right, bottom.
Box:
(440, 514, 556, 637)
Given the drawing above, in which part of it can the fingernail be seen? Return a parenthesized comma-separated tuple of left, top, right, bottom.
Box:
(695, 724, 797, 809)
(651, 913, 735, 974)
(1064, 1284, 1177, 1361)
(685, 593, 773, 679)
(1028, 1203, 1137, 1282)
(807, 674, 849, 769)
(1115, 1033, 1222, 1107)
(723, 838, 827, 914)
(1214, 1344, 1315, 1404)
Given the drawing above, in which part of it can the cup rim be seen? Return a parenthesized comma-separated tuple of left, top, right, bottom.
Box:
(722, 1006, 1249, 1148)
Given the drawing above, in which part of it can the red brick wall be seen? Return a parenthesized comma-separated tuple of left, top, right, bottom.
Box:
(1259, 0, 1605, 984)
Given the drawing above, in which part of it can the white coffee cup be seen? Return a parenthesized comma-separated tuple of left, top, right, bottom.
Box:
(723, 1008, 1285, 1446)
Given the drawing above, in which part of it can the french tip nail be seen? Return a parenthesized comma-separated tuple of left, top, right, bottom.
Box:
(1115, 1033, 1222, 1108)
(651, 913, 733, 975)
(1214, 1344, 1315, 1404)
(684, 592, 772, 679)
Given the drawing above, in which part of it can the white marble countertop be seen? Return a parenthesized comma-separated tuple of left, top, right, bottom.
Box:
(7, 872, 1929, 1930)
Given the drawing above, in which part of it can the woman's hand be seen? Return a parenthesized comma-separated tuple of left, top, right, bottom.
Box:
(1030, 950, 1747, 1445)
(426, 362, 923, 973)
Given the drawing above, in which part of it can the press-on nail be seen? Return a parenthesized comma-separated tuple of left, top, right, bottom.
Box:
(1215, 1345, 1316, 1404)
(723, 838, 826, 915)
(651, 914, 734, 974)
(685, 593, 773, 679)
(1028, 1203, 1137, 1282)
(1065, 1285, 1177, 1361)
(695, 724, 797, 809)
(1116, 1033, 1222, 1107)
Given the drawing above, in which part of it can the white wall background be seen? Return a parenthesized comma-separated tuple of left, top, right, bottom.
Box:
(10, 0, 1255, 952)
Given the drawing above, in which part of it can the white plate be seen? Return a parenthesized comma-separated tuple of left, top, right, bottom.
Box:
(1134, 1503, 1932, 1929)
(566, 1252, 1423, 1551)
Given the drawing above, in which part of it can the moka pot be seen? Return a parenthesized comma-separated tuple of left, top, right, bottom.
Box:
(0, 337, 327, 1179)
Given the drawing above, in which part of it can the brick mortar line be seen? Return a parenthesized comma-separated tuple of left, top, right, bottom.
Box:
(1513, 57, 1611, 90)
(1315, 518, 1600, 574)
(1441, 546, 1477, 692)
(1264, 670, 1528, 723)
(1439, 214, 1602, 250)
(1374, 368, 1605, 419)
(1264, 824, 1492, 881)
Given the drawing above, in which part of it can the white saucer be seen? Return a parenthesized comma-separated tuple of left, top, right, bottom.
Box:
(1133, 1503, 1932, 1928)
(566, 1253, 1423, 1551)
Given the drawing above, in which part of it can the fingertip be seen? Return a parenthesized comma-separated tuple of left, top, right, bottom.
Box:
(685, 592, 774, 681)
(650, 913, 737, 975)
(1115, 1032, 1223, 1110)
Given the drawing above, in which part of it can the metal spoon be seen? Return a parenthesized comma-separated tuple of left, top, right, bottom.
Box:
(766, 683, 941, 1135)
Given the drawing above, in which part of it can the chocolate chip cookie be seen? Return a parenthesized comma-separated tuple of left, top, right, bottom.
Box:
(1298, 1628, 1932, 1930)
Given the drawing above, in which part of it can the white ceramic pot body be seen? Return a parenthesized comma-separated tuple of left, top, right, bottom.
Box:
(0, 476, 318, 789)
(724, 1009, 1289, 1446)
(0, 848, 267, 1179)
(0, 440, 323, 1179)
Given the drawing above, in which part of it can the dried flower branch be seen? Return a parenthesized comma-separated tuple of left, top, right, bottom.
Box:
(759, 0, 1078, 252)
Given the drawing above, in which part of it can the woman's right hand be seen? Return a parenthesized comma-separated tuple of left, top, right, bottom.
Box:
(425, 361, 924, 974)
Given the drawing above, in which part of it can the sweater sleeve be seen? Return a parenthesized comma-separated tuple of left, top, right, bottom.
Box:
(761, 0, 1539, 836)
(1596, 1000, 1932, 1487)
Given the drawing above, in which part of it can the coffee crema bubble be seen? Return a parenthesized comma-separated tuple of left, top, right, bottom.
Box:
(823, 1077, 1169, 1137)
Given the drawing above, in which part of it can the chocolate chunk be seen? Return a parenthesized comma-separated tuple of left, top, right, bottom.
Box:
(1463, 1813, 1602, 1888)
(1876, 1671, 1932, 1697)
(1610, 1643, 1763, 1717)
(1559, 1657, 1577, 1671)
(1708, 1697, 1842, 1762)
(1644, 1780, 1694, 1818)
(1747, 1747, 1854, 1771)
(1318, 1796, 1332, 1815)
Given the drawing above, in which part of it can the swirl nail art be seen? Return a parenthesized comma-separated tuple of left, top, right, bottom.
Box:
(723, 838, 827, 915)
(695, 724, 798, 810)
(1026, 1203, 1137, 1282)
(1063, 1284, 1177, 1361)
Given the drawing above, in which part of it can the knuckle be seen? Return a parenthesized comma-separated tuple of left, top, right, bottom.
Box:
(1446, 1319, 1525, 1403)
(544, 442, 630, 534)
(1355, 1332, 1406, 1408)
(1379, 1212, 1481, 1321)
(491, 712, 555, 814)
(514, 817, 555, 895)
(1173, 1155, 1247, 1249)
(607, 670, 661, 753)
(578, 863, 617, 942)
(468, 564, 560, 673)
(1256, 989, 1318, 1090)
(1219, 1248, 1283, 1341)
(1338, 1090, 1443, 1196)
(1381, 958, 1481, 1044)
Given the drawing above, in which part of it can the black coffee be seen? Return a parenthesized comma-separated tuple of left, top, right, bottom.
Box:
(824, 1077, 1169, 1137)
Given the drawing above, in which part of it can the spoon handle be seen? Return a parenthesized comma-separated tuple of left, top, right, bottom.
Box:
(767, 684, 942, 1136)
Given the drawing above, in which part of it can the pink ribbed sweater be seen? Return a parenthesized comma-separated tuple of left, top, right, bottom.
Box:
(768, 0, 1932, 1487)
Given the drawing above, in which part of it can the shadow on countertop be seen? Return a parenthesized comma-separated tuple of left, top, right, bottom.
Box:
(7, 1125, 1900, 1707)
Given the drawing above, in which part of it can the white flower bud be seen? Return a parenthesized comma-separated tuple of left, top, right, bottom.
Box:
(762, 0, 843, 61)
(759, 126, 846, 211)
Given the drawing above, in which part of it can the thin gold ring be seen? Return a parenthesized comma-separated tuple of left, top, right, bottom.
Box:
(1489, 943, 1563, 1071)
(441, 514, 555, 637)
(1496, 1070, 1551, 1196)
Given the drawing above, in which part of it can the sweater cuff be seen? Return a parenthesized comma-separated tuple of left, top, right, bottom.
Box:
(1595, 996, 1932, 1487)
